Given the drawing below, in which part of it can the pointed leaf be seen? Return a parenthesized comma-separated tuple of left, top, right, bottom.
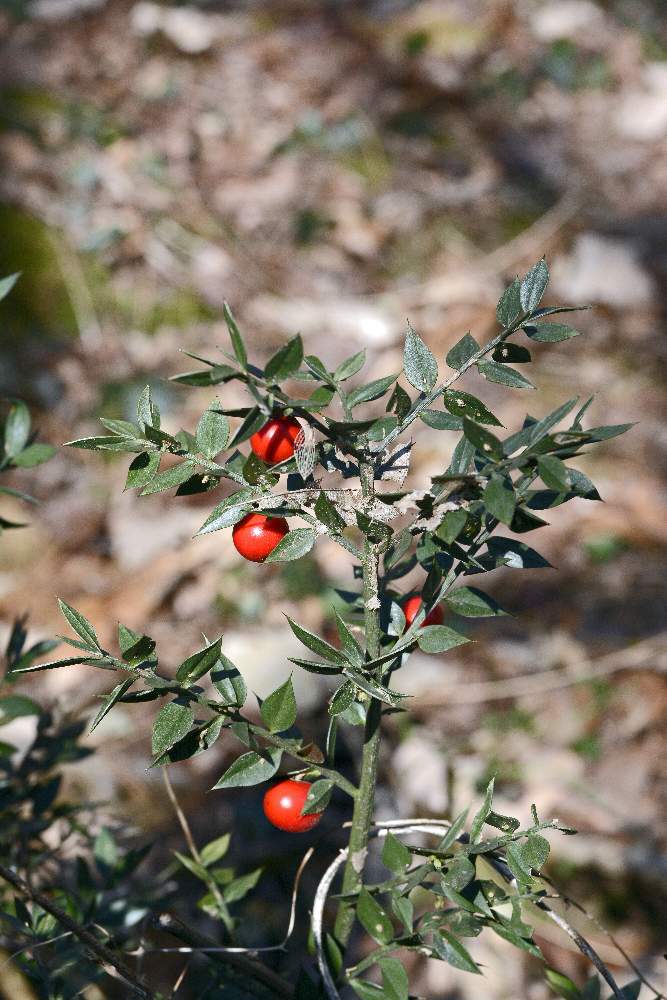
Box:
(265, 334, 304, 382)
(264, 527, 316, 562)
(58, 600, 101, 652)
(443, 390, 502, 426)
(176, 638, 222, 685)
(378, 958, 409, 1000)
(497, 277, 522, 326)
(151, 702, 194, 758)
(356, 888, 393, 944)
(432, 930, 481, 973)
(416, 625, 469, 654)
(445, 587, 507, 617)
(4, 402, 30, 458)
(382, 832, 411, 873)
(140, 460, 196, 496)
(525, 322, 581, 343)
(520, 258, 549, 312)
(260, 675, 297, 733)
(196, 408, 230, 459)
(223, 302, 248, 369)
(334, 349, 366, 382)
(404, 322, 438, 392)
(301, 779, 334, 815)
(478, 361, 535, 390)
(484, 474, 517, 525)
(446, 332, 479, 371)
(213, 748, 282, 789)
(347, 374, 398, 409)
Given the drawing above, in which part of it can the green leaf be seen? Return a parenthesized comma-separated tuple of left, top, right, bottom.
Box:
(446, 331, 480, 371)
(136, 385, 160, 430)
(392, 895, 414, 933)
(344, 668, 407, 708)
(545, 968, 582, 1000)
(125, 452, 161, 490)
(347, 374, 398, 409)
(492, 343, 531, 364)
(520, 258, 549, 312)
(520, 833, 550, 871)
(470, 778, 494, 843)
(58, 599, 101, 652)
(484, 474, 516, 525)
(329, 679, 356, 716)
(538, 455, 570, 492)
(356, 887, 393, 944)
(525, 398, 578, 446)
(140, 460, 196, 496)
(212, 748, 282, 789)
(403, 321, 438, 392)
(301, 779, 334, 815)
(196, 489, 256, 535)
(477, 361, 535, 390)
(89, 678, 134, 733)
(4, 401, 30, 458)
(196, 409, 230, 459)
(212, 653, 247, 707)
(260, 676, 297, 733)
(438, 808, 468, 851)
(265, 334, 304, 382)
(11, 442, 56, 468)
(419, 409, 462, 431)
(334, 349, 366, 382)
(416, 625, 470, 654)
(335, 611, 364, 666)
(230, 407, 266, 447)
(314, 491, 346, 533)
(382, 832, 411, 873)
(443, 389, 502, 426)
(432, 930, 481, 973)
(304, 354, 332, 382)
(378, 958, 409, 1000)
(0, 694, 41, 724)
(484, 536, 551, 569)
(286, 617, 346, 664)
(151, 702, 194, 758)
(447, 437, 475, 475)
(0, 272, 20, 301)
(462, 418, 504, 461)
(387, 383, 412, 421)
(445, 586, 507, 617)
(582, 977, 601, 1000)
(223, 302, 248, 369)
(176, 638, 223, 686)
(442, 855, 475, 891)
(525, 322, 580, 343)
(497, 277, 522, 326)
(615, 984, 641, 1000)
(264, 527, 316, 562)
(200, 834, 231, 867)
(223, 867, 263, 903)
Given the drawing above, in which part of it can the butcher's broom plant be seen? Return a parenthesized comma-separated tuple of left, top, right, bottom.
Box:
(16, 260, 643, 999)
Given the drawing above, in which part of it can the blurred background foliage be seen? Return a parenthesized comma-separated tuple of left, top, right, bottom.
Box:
(0, 1, 665, 997)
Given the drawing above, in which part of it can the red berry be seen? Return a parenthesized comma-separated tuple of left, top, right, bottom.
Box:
(402, 595, 444, 628)
(232, 513, 289, 562)
(250, 416, 301, 465)
(262, 780, 323, 833)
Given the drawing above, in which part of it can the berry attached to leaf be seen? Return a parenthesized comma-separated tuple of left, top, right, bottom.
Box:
(262, 779, 323, 833)
(250, 416, 301, 465)
(403, 596, 444, 628)
(232, 513, 289, 562)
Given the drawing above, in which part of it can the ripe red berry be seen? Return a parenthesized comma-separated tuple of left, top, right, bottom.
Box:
(262, 780, 323, 833)
(250, 416, 301, 465)
(232, 513, 289, 562)
(402, 595, 444, 628)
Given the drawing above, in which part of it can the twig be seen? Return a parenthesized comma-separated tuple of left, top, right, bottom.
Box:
(538, 902, 624, 1000)
(412, 633, 667, 707)
(149, 913, 293, 998)
(0, 862, 154, 999)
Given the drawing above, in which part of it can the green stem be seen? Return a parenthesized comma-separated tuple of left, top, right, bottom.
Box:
(334, 461, 383, 946)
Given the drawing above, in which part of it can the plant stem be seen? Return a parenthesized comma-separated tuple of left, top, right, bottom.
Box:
(334, 461, 383, 946)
